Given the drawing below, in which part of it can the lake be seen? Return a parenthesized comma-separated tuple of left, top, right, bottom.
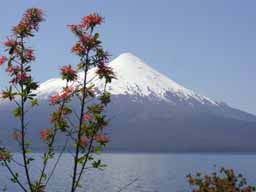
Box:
(0, 153, 256, 191)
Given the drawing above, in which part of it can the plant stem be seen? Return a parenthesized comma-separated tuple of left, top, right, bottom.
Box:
(20, 37, 33, 192)
(71, 63, 88, 192)
(73, 138, 93, 191)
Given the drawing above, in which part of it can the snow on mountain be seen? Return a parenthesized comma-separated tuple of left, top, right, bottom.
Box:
(37, 52, 219, 106)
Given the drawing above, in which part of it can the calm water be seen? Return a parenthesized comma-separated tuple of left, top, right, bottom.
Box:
(1, 153, 256, 192)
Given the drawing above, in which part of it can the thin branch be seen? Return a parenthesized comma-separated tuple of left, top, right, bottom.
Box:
(71, 106, 80, 121)
(116, 177, 139, 192)
(11, 158, 25, 168)
(20, 36, 33, 192)
(73, 138, 94, 191)
(66, 147, 76, 158)
(86, 74, 98, 84)
(13, 98, 21, 108)
(45, 137, 69, 185)
(71, 60, 88, 192)
(66, 116, 77, 130)
(4, 161, 28, 192)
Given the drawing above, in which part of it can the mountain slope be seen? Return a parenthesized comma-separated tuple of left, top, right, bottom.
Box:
(0, 53, 256, 152)
(36, 52, 256, 122)
(37, 53, 218, 105)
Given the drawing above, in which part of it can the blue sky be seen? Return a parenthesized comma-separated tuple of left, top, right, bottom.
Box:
(0, 0, 255, 114)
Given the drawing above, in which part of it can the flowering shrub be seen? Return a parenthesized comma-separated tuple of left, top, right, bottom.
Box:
(187, 167, 256, 192)
(0, 8, 114, 192)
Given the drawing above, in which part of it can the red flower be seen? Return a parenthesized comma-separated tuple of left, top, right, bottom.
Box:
(81, 13, 103, 28)
(16, 73, 30, 82)
(1, 92, 8, 98)
(13, 8, 44, 35)
(4, 40, 16, 47)
(71, 42, 86, 55)
(96, 63, 115, 83)
(79, 34, 96, 44)
(13, 22, 28, 35)
(95, 134, 109, 144)
(67, 24, 80, 31)
(40, 129, 51, 141)
(61, 87, 73, 98)
(49, 87, 73, 105)
(1, 91, 9, 99)
(67, 24, 83, 37)
(80, 136, 89, 147)
(11, 131, 22, 141)
(13, 66, 21, 72)
(9, 72, 29, 84)
(49, 94, 62, 105)
(61, 65, 77, 81)
(61, 65, 76, 75)
(82, 113, 92, 122)
(0, 56, 7, 66)
(24, 49, 35, 61)
(5, 66, 14, 73)
(23, 8, 44, 25)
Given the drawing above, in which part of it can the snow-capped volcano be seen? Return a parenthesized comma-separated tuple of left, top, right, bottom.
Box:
(1, 53, 256, 152)
(37, 52, 218, 106)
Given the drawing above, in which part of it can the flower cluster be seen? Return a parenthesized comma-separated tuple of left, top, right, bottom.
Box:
(13, 8, 44, 36)
(11, 73, 31, 84)
(24, 49, 35, 61)
(49, 87, 74, 105)
(67, 13, 115, 85)
(82, 113, 92, 122)
(81, 13, 103, 29)
(187, 167, 256, 192)
(61, 65, 77, 81)
(40, 129, 52, 142)
(0, 8, 44, 113)
(95, 134, 109, 144)
(68, 15, 104, 56)
(96, 62, 115, 83)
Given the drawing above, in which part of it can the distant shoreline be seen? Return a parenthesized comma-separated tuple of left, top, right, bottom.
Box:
(8, 150, 256, 155)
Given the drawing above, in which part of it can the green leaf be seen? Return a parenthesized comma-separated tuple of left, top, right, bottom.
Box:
(77, 156, 85, 164)
(94, 145, 102, 155)
(92, 160, 102, 168)
(24, 141, 32, 147)
(12, 107, 22, 118)
(94, 33, 100, 39)
(25, 149, 32, 154)
(31, 99, 39, 107)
